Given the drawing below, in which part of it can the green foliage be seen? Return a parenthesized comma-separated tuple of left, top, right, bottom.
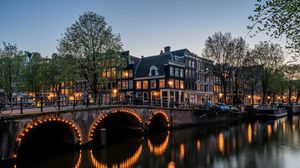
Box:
(58, 11, 125, 101)
(249, 0, 300, 53)
(0, 42, 25, 99)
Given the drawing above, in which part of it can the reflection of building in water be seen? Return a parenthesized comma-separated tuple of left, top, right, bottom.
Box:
(218, 132, 225, 154)
(168, 161, 175, 168)
(248, 123, 252, 144)
(267, 125, 272, 138)
(90, 145, 142, 168)
(196, 140, 201, 152)
(148, 131, 170, 155)
(179, 144, 185, 160)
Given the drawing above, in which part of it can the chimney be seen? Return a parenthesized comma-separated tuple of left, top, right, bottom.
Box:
(164, 46, 171, 53)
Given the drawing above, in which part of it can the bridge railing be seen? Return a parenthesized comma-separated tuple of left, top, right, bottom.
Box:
(0, 96, 210, 116)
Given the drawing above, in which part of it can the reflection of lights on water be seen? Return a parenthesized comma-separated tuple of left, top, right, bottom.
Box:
(148, 131, 170, 155)
(196, 140, 201, 152)
(293, 124, 296, 131)
(283, 122, 286, 133)
(248, 124, 252, 144)
(179, 144, 185, 160)
(90, 145, 142, 168)
(74, 150, 82, 168)
(168, 161, 175, 168)
(218, 132, 225, 154)
(267, 125, 272, 137)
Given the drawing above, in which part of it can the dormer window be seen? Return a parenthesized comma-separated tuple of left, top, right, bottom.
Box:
(149, 65, 159, 76)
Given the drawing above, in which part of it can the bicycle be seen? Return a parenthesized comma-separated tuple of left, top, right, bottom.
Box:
(0, 99, 14, 115)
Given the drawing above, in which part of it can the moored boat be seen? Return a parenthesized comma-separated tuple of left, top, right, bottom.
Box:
(256, 104, 287, 119)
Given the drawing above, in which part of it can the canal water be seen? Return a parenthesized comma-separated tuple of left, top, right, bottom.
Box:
(13, 115, 300, 168)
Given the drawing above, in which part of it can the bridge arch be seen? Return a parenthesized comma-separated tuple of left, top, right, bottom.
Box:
(16, 117, 83, 156)
(146, 111, 170, 131)
(89, 108, 143, 143)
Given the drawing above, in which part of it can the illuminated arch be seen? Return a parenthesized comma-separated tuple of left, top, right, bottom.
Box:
(90, 144, 142, 168)
(146, 111, 170, 128)
(89, 108, 143, 141)
(16, 117, 83, 150)
(148, 131, 170, 155)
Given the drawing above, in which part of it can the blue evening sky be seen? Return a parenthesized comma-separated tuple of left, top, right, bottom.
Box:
(0, 0, 286, 58)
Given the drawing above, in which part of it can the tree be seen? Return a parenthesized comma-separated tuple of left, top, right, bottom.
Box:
(58, 11, 125, 103)
(282, 64, 300, 103)
(248, 0, 300, 53)
(250, 41, 284, 104)
(268, 69, 285, 103)
(20, 52, 49, 96)
(242, 52, 262, 105)
(203, 32, 247, 104)
(0, 42, 24, 100)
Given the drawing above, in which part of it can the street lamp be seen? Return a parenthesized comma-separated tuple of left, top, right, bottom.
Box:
(218, 93, 223, 103)
(17, 96, 23, 114)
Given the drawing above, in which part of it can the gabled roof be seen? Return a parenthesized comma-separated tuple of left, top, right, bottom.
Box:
(135, 53, 172, 77)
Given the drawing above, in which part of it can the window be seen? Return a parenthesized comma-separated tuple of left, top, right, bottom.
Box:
(151, 69, 156, 76)
(151, 80, 156, 89)
(128, 69, 133, 78)
(175, 68, 179, 77)
(180, 80, 184, 89)
(118, 81, 121, 89)
(107, 70, 111, 77)
(159, 79, 165, 88)
(122, 80, 128, 89)
(168, 79, 174, 88)
(136, 81, 141, 89)
(143, 92, 149, 102)
(149, 65, 158, 76)
(112, 68, 116, 77)
(170, 66, 174, 76)
(143, 80, 148, 89)
(122, 70, 128, 78)
(129, 80, 133, 89)
(175, 80, 179, 89)
(180, 69, 184, 77)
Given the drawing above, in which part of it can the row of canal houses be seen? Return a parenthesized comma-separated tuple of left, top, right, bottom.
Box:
(71, 46, 217, 107)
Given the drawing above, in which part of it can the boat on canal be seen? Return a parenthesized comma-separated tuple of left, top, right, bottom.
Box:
(256, 103, 287, 119)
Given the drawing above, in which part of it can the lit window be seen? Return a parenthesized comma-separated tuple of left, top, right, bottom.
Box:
(175, 80, 179, 89)
(143, 80, 148, 89)
(122, 70, 128, 78)
(159, 79, 165, 88)
(122, 80, 128, 89)
(180, 80, 184, 89)
(151, 80, 156, 89)
(136, 81, 141, 89)
(168, 79, 174, 88)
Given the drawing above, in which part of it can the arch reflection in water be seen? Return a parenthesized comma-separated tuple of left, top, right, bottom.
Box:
(90, 145, 142, 168)
(90, 135, 142, 168)
(147, 131, 170, 155)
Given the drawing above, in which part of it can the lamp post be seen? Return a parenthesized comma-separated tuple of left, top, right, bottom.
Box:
(17, 96, 23, 114)
(112, 89, 118, 104)
(218, 93, 223, 103)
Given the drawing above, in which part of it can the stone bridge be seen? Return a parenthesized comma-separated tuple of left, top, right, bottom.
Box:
(0, 105, 205, 161)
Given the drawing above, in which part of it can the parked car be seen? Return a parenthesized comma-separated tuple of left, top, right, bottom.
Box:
(217, 103, 230, 112)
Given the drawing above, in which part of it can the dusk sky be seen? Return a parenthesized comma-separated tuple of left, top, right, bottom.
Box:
(0, 0, 286, 58)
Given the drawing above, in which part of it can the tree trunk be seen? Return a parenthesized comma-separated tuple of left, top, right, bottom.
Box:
(223, 82, 227, 104)
(297, 90, 300, 102)
(235, 73, 239, 106)
(288, 87, 292, 104)
(262, 88, 266, 104)
(272, 93, 275, 103)
(251, 88, 254, 105)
